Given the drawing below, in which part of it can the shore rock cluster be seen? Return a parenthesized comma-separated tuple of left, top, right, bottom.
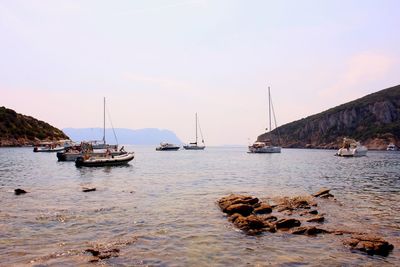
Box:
(218, 189, 394, 257)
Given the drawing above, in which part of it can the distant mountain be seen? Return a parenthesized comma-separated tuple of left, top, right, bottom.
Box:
(0, 106, 69, 146)
(63, 128, 182, 145)
(258, 84, 400, 150)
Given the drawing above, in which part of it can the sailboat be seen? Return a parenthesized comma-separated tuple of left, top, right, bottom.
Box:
(57, 97, 123, 161)
(183, 113, 205, 150)
(248, 86, 281, 153)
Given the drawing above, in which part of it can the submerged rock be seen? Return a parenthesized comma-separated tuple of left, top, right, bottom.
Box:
(343, 234, 394, 256)
(86, 248, 120, 261)
(312, 188, 334, 198)
(82, 187, 96, 192)
(306, 215, 325, 223)
(275, 218, 301, 229)
(291, 226, 328, 235)
(14, 188, 27, 195)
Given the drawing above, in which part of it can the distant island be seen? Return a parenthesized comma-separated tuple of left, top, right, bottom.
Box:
(0, 106, 68, 146)
(63, 128, 182, 145)
(258, 84, 400, 150)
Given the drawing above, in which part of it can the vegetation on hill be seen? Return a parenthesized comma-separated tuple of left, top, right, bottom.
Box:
(258, 85, 400, 149)
(0, 106, 69, 146)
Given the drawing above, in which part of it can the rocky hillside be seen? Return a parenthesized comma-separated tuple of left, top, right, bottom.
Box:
(0, 106, 69, 146)
(258, 85, 400, 150)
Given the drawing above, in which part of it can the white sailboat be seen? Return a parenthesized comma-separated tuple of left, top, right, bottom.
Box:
(248, 86, 281, 153)
(183, 113, 205, 150)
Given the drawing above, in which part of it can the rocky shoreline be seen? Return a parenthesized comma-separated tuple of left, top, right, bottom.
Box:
(218, 189, 394, 257)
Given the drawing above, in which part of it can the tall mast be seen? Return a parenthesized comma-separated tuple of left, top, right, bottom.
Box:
(103, 97, 106, 144)
(268, 87, 272, 133)
(195, 112, 198, 144)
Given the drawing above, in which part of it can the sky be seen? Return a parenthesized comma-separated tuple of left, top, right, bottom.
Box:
(1, 0, 399, 145)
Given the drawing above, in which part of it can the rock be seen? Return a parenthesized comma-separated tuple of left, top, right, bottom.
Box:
(218, 194, 259, 211)
(343, 234, 394, 256)
(306, 215, 325, 223)
(225, 203, 254, 216)
(291, 226, 328, 235)
(319, 193, 334, 198)
(261, 215, 278, 223)
(234, 214, 266, 232)
(254, 203, 272, 214)
(309, 209, 318, 215)
(312, 188, 330, 197)
(275, 218, 301, 229)
(86, 248, 120, 261)
(82, 187, 96, 192)
(14, 188, 27, 195)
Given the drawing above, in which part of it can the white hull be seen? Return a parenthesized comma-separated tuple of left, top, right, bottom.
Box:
(248, 146, 281, 153)
(336, 147, 368, 157)
(183, 145, 205, 150)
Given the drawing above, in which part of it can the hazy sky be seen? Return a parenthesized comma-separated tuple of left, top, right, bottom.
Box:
(1, 0, 399, 145)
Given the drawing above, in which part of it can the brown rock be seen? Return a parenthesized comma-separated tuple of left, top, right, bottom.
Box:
(306, 215, 325, 223)
(275, 218, 301, 229)
(254, 203, 272, 214)
(234, 214, 265, 231)
(291, 226, 328, 235)
(225, 203, 254, 216)
(218, 194, 259, 211)
(14, 188, 28, 195)
(343, 234, 394, 256)
(312, 188, 330, 197)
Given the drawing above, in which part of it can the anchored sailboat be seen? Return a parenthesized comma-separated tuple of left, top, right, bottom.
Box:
(248, 86, 281, 153)
(183, 113, 205, 150)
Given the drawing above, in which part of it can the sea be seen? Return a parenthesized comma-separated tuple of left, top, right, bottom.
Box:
(0, 146, 399, 266)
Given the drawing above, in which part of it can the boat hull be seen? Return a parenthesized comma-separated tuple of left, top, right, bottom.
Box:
(156, 147, 180, 151)
(336, 147, 368, 157)
(34, 147, 65, 153)
(248, 146, 281, 153)
(75, 153, 134, 167)
(183, 145, 205, 150)
(57, 151, 125, 161)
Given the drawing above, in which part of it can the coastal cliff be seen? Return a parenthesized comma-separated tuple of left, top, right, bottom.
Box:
(258, 85, 400, 150)
(0, 106, 69, 146)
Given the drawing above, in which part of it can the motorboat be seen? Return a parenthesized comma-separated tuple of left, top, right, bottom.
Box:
(33, 141, 69, 152)
(248, 86, 281, 154)
(183, 113, 205, 150)
(57, 146, 126, 161)
(248, 141, 281, 153)
(387, 143, 398, 151)
(75, 152, 134, 167)
(335, 138, 368, 157)
(57, 142, 123, 161)
(156, 142, 180, 151)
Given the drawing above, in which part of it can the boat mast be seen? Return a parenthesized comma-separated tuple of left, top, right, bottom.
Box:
(195, 112, 198, 145)
(268, 86, 272, 134)
(103, 97, 106, 144)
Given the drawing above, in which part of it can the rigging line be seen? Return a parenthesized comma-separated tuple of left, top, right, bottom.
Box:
(270, 94, 281, 145)
(197, 116, 205, 144)
(106, 105, 119, 145)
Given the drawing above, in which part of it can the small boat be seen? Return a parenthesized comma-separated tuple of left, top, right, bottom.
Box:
(57, 142, 123, 161)
(387, 143, 398, 151)
(183, 113, 205, 150)
(33, 141, 69, 152)
(248, 86, 281, 154)
(248, 141, 281, 153)
(335, 138, 368, 157)
(156, 142, 180, 151)
(75, 152, 134, 167)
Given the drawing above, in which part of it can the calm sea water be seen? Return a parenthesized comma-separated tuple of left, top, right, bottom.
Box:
(0, 146, 399, 266)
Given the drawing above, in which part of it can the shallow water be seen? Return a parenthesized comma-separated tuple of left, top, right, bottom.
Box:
(0, 146, 399, 266)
